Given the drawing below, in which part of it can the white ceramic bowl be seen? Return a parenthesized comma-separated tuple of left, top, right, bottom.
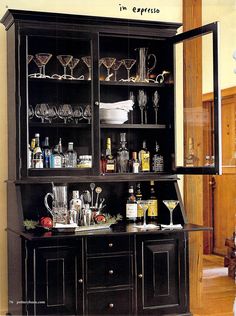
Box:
(100, 108, 128, 124)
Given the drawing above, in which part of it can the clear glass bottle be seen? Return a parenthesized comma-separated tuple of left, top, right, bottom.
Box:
(33, 133, 43, 168)
(185, 137, 198, 167)
(126, 185, 137, 222)
(152, 142, 164, 172)
(105, 138, 116, 173)
(42, 137, 52, 168)
(138, 140, 150, 172)
(65, 142, 77, 168)
(117, 133, 129, 173)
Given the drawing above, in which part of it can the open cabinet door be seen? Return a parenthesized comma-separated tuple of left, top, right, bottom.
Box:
(172, 22, 222, 175)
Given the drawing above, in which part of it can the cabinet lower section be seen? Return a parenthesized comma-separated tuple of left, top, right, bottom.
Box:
(8, 230, 191, 316)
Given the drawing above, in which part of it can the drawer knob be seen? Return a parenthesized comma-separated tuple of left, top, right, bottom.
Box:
(108, 269, 114, 275)
(108, 243, 113, 248)
(95, 101, 99, 106)
(109, 303, 114, 308)
(138, 274, 143, 279)
(78, 279, 83, 283)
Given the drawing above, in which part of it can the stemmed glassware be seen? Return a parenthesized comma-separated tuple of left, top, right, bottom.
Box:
(152, 90, 160, 124)
(57, 55, 73, 79)
(28, 55, 33, 64)
(111, 59, 122, 81)
(68, 58, 80, 79)
(82, 104, 92, 124)
(45, 105, 58, 123)
(35, 53, 52, 78)
(162, 200, 179, 228)
(122, 59, 136, 82)
(58, 104, 73, 123)
(82, 56, 92, 80)
(137, 200, 151, 228)
(28, 105, 34, 120)
(102, 57, 116, 81)
(129, 91, 136, 124)
(73, 105, 83, 124)
(137, 89, 147, 124)
(35, 103, 50, 123)
(29, 57, 43, 78)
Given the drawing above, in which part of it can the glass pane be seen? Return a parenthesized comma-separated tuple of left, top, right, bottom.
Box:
(26, 35, 93, 171)
(174, 32, 216, 169)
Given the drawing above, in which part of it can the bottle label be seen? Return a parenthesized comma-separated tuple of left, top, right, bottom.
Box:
(137, 204, 143, 217)
(53, 156, 62, 168)
(34, 159, 43, 168)
(148, 200, 158, 217)
(141, 153, 150, 171)
(126, 204, 137, 218)
(133, 162, 140, 173)
(106, 163, 115, 171)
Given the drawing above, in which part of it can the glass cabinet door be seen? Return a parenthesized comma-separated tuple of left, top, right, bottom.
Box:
(172, 22, 222, 174)
(19, 29, 99, 178)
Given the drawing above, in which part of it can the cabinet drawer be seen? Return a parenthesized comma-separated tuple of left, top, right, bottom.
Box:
(86, 236, 132, 254)
(87, 289, 133, 315)
(87, 255, 133, 288)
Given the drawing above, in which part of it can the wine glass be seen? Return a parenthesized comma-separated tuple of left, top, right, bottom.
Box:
(102, 57, 116, 81)
(137, 200, 151, 228)
(45, 105, 58, 123)
(57, 55, 73, 79)
(122, 59, 136, 82)
(137, 89, 147, 124)
(35, 53, 52, 78)
(73, 105, 83, 124)
(82, 56, 92, 80)
(58, 104, 73, 123)
(152, 90, 160, 124)
(111, 59, 122, 81)
(82, 104, 92, 124)
(35, 103, 50, 123)
(162, 200, 179, 228)
(68, 58, 80, 79)
(129, 91, 136, 124)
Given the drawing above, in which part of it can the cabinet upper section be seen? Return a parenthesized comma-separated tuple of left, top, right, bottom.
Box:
(1, 10, 221, 181)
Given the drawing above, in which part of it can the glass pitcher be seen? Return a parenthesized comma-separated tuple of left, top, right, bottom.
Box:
(135, 47, 157, 82)
(44, 184, 68, 225)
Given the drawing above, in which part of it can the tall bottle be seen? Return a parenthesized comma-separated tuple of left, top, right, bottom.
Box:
(185, 137, 198, 167)
(117, 133, 129, 173)
(33, 133, 43, 168)
(51, 145, 62, 168)
(29, 137, 36, 168)
(138, 140, 150, 172)
(126, 185, 137, 222)
(42, 137, 52, 168)
(65, 142, 77, 168)
(131, 152, 140, 173)
(58, 138, 65, 167)
(135, 183, 143, 222)
(105, 138, 116, 173)
(147, 181, 158, 222)
(152, 142, 164, 172)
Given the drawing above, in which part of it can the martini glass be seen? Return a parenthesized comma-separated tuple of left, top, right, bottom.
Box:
(68, 58, 80, 79)
(82, 56, 92, 80)
(137, 200, 151, 228)
(122, 59, 136, 82)
(29, 57, 43, 78)
(111, 59, 122, 81)
(57, 55, 73, 79)
(163, 200, 179, 227)
(102, 57, 116, 81)
(35, 53, 52, 78)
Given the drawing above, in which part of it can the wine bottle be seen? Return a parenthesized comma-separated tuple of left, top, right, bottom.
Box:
(135, 183, 143, 222)
(33, 133, 43, 168)
(147, 180, 158, 222)
(105, 138, 116, 173)
(43, 137, 52, 168)
(126, 185, 137, 222)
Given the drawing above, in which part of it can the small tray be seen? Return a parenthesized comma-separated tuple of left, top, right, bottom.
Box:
(52, 224, 111, 233)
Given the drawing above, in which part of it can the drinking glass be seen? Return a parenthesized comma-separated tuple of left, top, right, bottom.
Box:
(35, 53, 52, 78)
(137, 200, 151, 228)
(28, 105, 34, 120)
(57, 55, 73, 79)
(102, 57, 116, 81)
(73, 105, 83, 124)
(29, 57, 43, 78)
(111, 60, 122, 81)
(162, 200, 179, 227)
(122, 59, 136, 81)
(137, 89, 147, 124)
(28, 55, 33, 64)
(82, 104, 92, 124)
(152, 90, 160, 124)
(82, 56, 92, 80)
(35, 103, 50, 123)
(45, 105, 58, 123)
(68, 58, 80, 79)
(58, 104, 73, 123)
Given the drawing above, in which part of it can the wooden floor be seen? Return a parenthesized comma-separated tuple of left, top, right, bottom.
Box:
(192, 255, 236, 316)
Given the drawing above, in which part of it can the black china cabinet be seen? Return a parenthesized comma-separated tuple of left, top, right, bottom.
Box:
(1, 10, 221, 316)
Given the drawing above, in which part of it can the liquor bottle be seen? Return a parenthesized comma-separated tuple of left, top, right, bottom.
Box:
(58, 138, 65, 167)
(138, 140, 150, 172)
(147, 180, 158, 222)
(117, 133, 129, 173)
(30, 138, 36, 168)
(105, 138, 116, 173)
(131, 152, 140, 173)
(69, 190, 82, 224)
(42, 137, 52, 168)
(33, 133, 43, 168)
(135, 183, 143, 222)
(51, 145, 62, 168)
(65, 142, 77, 168)
(185, 137, 198, 167)
(126, 185, 137, 222)
(100, 154, 106, 174)
(152, 142, 164, 172)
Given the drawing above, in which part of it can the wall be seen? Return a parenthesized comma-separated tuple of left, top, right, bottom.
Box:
(0, 1, 181, 314)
